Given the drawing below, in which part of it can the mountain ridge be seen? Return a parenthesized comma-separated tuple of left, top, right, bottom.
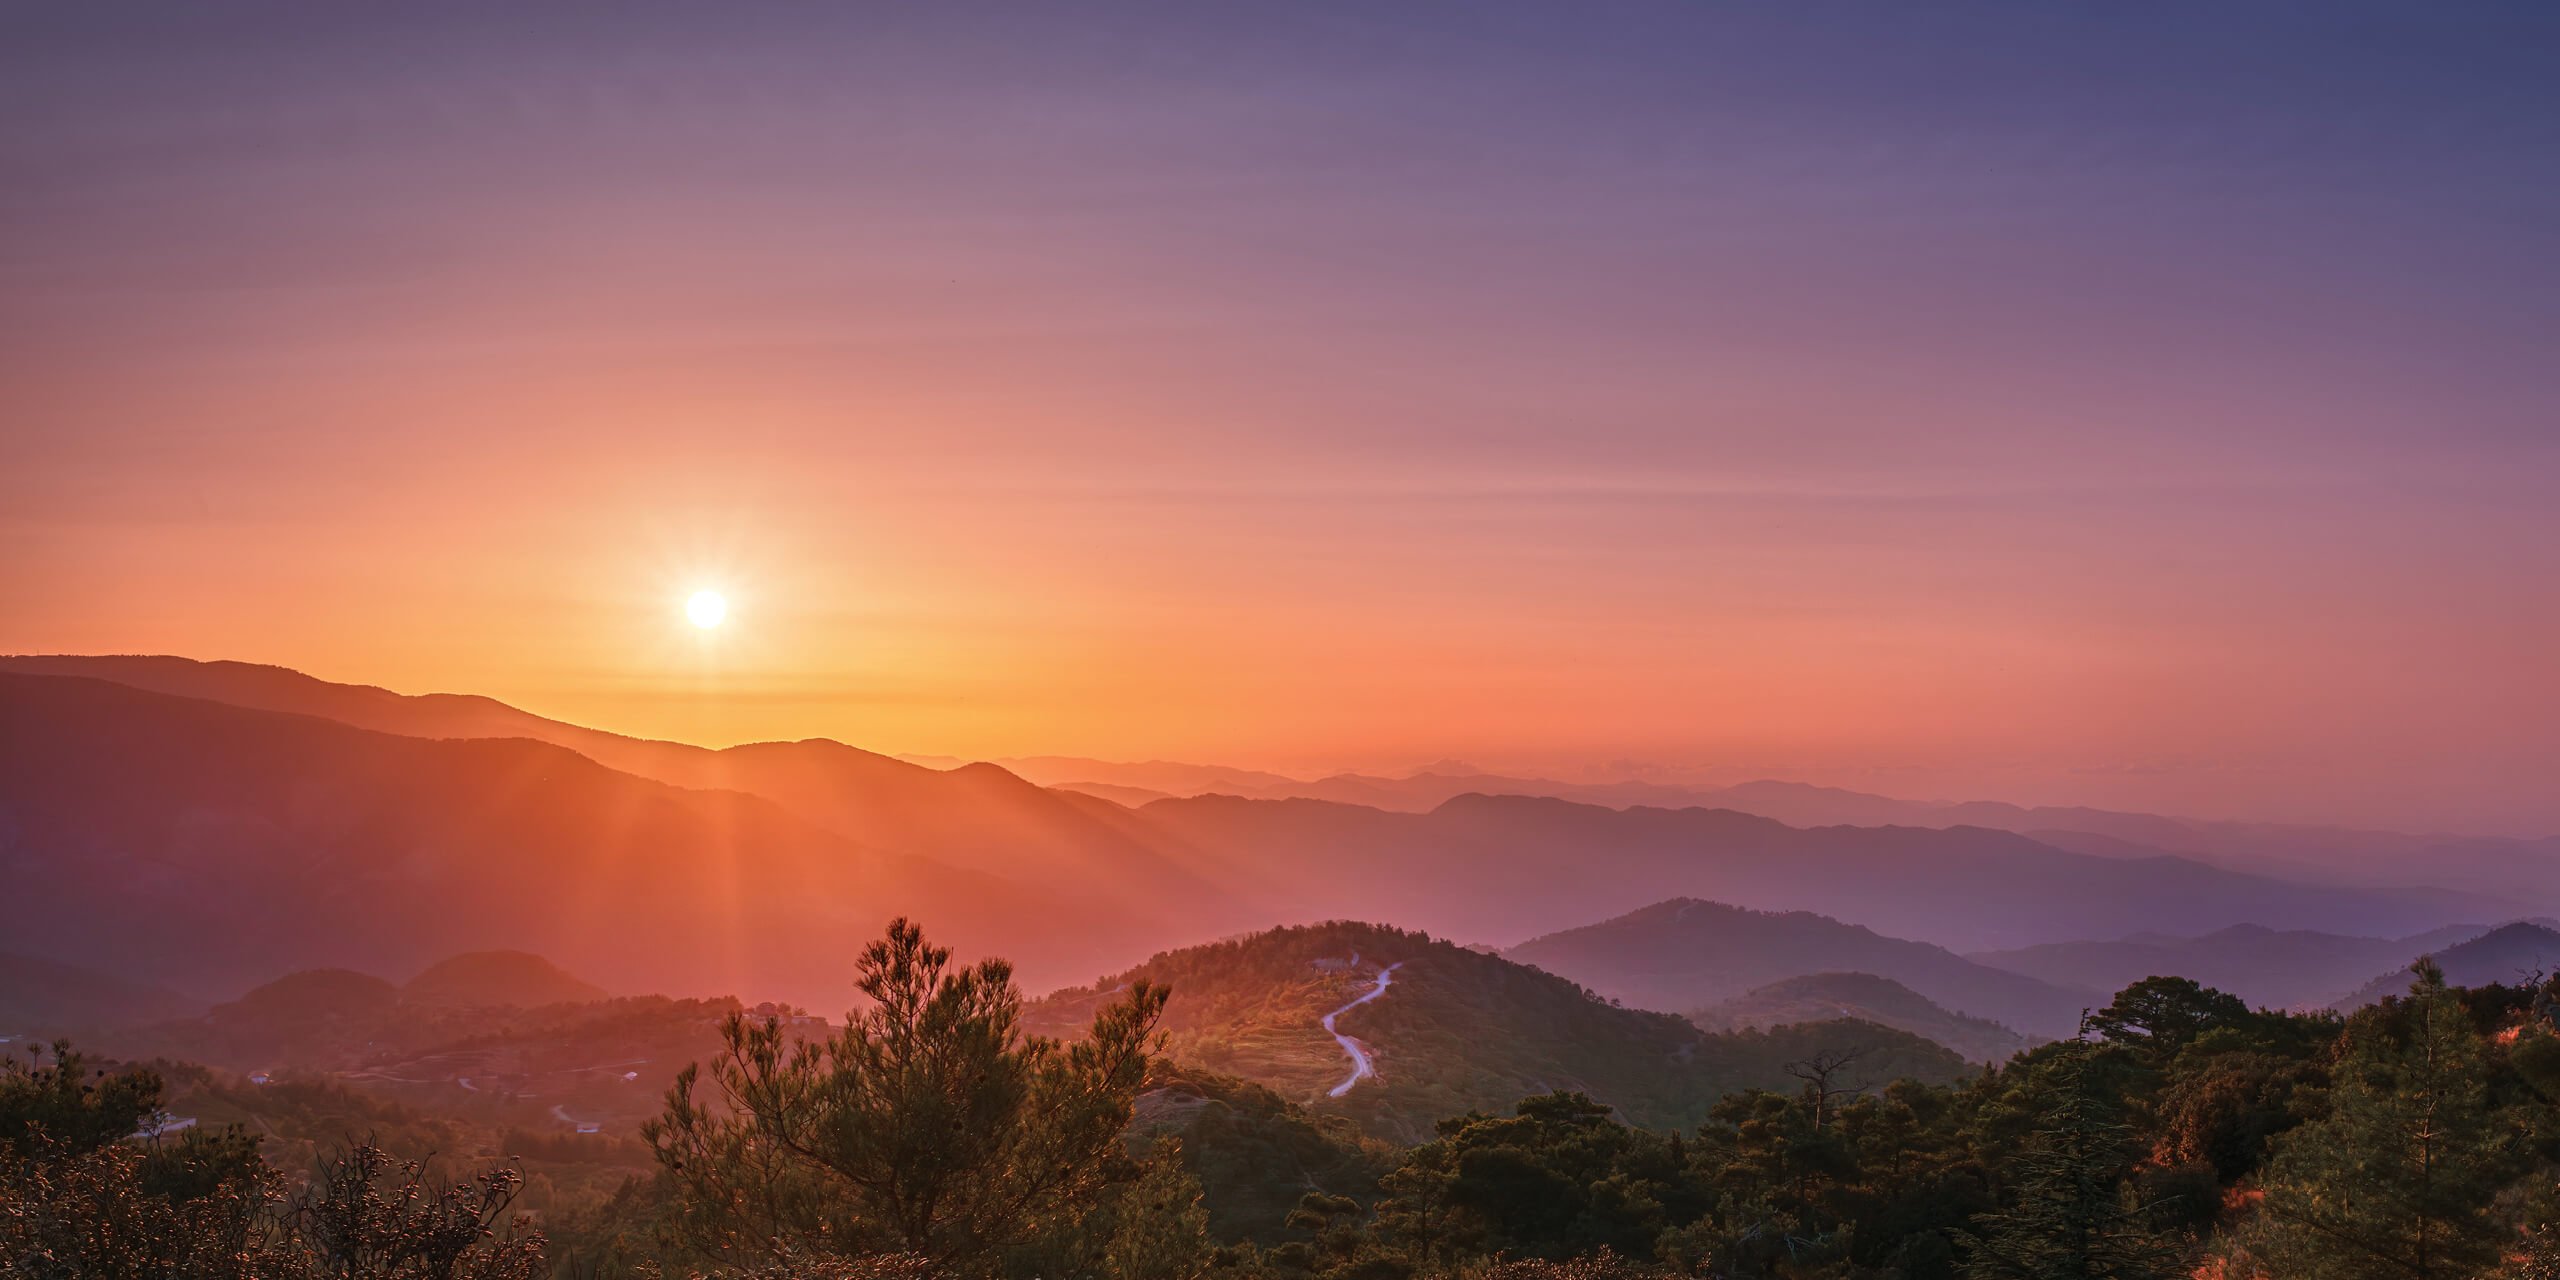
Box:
(0, 672, 1157, 1007)
(1506, 899, 2097, 1039)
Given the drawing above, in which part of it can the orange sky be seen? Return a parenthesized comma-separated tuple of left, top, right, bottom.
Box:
(5, 5, 2557, 834)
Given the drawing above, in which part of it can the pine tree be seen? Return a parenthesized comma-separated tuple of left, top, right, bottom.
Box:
(2237, 960, 2514, 1280)
(645, 917, 1169, 1272)
(1960, 1038, 2180, 1280)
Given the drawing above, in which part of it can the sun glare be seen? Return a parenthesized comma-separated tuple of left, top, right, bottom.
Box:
(685, 590, 727, 629)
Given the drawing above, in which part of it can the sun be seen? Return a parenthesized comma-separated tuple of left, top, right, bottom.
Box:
(685, 590, 727, 629)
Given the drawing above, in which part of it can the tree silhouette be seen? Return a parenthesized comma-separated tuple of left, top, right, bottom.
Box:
(645, 918, 1168, 1271)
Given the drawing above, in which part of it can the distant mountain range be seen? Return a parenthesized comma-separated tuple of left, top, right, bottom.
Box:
(1967, 921, 2515, 1011)
(1139, 793, 2505, 955)
(0, 671, 1151, 1008)
(1505, 899, 2098, 1040)
(1687, 972, 2033, 1065)
(2331, 922, 2560, 1011)
(972, 753, 2560, 897)
(0, 655, 1256, 917)
(0, 654, 2538, 1022)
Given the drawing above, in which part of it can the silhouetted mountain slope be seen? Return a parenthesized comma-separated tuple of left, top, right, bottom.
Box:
(1687, 972, 2034, 1064)
(1505, 900, 2094, 1039)
(0, 656, 1256, 923)
(404, 951, 607, 1009)
(0, 951, 203, 1033)
(6, 658, 2516, 980)
(1026, 921, 1969, 1141)
(2333, 923, 2560, 1010)
(998, 756, 1844, 816)
(1138, 792, 2504, 954)
(1050, 781, 1180, 807)
(0, 673, 1146, 1005)
(1969, 922, 2505, 1011)
(930, 755, 1306, 799)
(973, 750, 2560, 895)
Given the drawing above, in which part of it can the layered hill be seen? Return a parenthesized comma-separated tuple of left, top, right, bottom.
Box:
(0, 672, 1150, 1004)
(1138, 794, 2503, 955)
(1688, 972, 2033, 1064)
(1968, 922, 2502, 1011)
(104, 967, 744, 1139)
(1024, 921, 1971, 1141)
(6, 657, 2522, 996)
(1505, 899, 2097, 1039)
(1002, 754, 2560, 899)
(0, 656, 1257, 924)
(2334, 922, 2560, 1010)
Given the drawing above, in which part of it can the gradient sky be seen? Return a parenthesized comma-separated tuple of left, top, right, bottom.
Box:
(5, 3, 2557, 833)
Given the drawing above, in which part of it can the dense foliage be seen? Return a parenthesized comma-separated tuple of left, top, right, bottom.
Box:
(0, 1044, 543, 1278)
(17, 925, 2560, 1280)
(643, 918, 1171, 1268)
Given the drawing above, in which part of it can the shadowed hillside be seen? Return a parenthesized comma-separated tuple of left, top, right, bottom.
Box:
(0, 672, 1156, 1004)
(1140, 793, 2507, 954)
(10, 659, 2522, 974)
(1505, 899, 2100, 1039)
(0, 655, 1261, 924)
(2333, 922, 2560, 1010)
(1969, 921, 2505, 1011)
(1002, 752, 2560, 898)
(1687, 971, 2035, 1064)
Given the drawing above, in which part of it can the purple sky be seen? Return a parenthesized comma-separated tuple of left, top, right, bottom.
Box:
(4, 4, 2556, 832)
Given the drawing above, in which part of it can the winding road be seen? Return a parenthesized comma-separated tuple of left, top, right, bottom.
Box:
(1322, 961, 1404, 1097)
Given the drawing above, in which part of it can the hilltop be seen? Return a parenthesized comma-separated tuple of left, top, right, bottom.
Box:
(1688, 971, 2035, 1064)
(1025, 920, 1969, 1141)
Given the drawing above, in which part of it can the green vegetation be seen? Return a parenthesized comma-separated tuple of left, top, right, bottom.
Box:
(16, 924, 2560, 1280)
(644, 918, 1171, 1268)
(1689, 972, 2036, 1065)
(0, 1043, 542, 1278)
(1027, 922, 1972, 1142)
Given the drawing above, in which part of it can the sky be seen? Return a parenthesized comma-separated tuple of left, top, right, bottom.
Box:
(4, 3, 2556, 834)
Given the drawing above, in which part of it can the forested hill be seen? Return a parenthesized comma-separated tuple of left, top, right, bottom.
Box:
(1027, 921, 1969, 1141)
(1689, 972, 2035, 1064)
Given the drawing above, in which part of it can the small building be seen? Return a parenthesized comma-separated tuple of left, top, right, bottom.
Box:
(247, 1071, 273, 1086)
(575, 1122, 602, 1135)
